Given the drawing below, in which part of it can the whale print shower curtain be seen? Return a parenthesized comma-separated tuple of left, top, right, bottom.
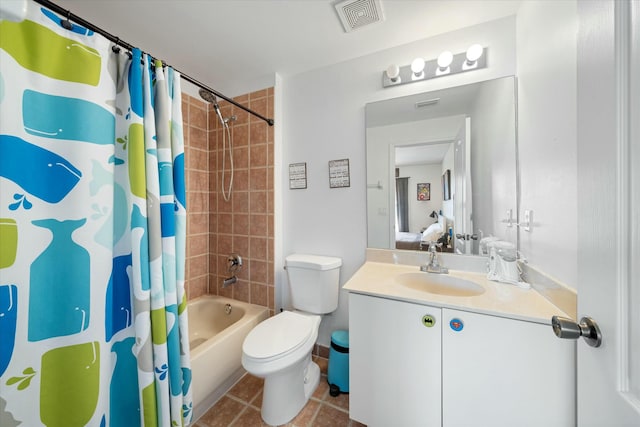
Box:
(0, 2, 192, 426)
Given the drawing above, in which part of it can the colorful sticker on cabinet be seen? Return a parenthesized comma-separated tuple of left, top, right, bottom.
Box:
(449, 318, 464, 332)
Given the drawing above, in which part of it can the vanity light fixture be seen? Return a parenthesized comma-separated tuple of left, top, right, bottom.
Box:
(463, 43, 484, 70)
(382, 45, 487, 88)
(436, 51, 453, 76)
(411, 57, 426, 80)
(385, 64, 401, 83)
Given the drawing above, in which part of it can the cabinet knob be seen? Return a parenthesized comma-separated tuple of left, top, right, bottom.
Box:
(551, 315, 602, 347)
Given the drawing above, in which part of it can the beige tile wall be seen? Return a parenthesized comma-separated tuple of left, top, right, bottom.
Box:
(183, 88, 274, 315)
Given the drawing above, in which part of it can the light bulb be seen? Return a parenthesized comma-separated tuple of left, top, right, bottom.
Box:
(466, 44, 483, 64)
(411, 57, 425, 77)
(437, 51, 453, 69)
(385, 64, 400, 82)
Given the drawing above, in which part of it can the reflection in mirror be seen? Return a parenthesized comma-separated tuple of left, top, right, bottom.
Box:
(366, 76, 518, 255)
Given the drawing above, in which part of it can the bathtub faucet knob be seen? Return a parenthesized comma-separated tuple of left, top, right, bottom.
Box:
(228, 254, 243, 274)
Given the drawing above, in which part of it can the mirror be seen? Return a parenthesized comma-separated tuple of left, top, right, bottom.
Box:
(366, 76, 518, 255)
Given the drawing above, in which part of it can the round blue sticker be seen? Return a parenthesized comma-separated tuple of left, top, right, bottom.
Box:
(449, 318, 464, 332)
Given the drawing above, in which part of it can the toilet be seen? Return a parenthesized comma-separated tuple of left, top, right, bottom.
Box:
(242, 254, 342, 426)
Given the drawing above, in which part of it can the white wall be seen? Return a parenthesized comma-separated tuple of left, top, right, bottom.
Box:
(280, 17, 517, 346)
(516, 0, 578, 289)
(469, 76, 518, 247)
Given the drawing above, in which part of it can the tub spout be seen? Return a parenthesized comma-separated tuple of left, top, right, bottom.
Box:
(222, 276, 237, 288)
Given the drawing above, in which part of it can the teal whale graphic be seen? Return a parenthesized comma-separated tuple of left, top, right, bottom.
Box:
(0, 19, 101, 85)
(23, 90, 115, 145)
(0, 135, 82, 203)
(0, 284, 17, 376)
(109, 338, 140, 427)
(40, 342, 100, 426)
(28, 219, 90, 341)
(105, 254, 132, 341)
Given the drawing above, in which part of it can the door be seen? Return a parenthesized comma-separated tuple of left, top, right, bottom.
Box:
(574, 1, 640, 425)
(453, 117, 473, 254)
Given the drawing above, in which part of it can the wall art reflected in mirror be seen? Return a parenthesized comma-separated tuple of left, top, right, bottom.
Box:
(366, 76, 518, 255)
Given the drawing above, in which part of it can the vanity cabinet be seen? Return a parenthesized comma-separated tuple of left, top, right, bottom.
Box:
(349, 293, 442, 426)
(349, 294, 575, 427)
(441, 308, 575, 427)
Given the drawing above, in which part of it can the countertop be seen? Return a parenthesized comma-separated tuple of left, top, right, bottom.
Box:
(343, 261, 570, 325)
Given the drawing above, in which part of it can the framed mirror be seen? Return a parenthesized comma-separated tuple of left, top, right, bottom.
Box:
(366, 76, 518, 255)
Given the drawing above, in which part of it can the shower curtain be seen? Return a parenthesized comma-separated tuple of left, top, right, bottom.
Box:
(0, 2, 192, 426)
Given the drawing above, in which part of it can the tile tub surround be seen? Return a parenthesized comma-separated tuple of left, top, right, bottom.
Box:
(194, 356, 365, 427)
(182, 89, 275, 314)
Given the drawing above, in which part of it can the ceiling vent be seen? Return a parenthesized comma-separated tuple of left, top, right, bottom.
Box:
(334, 0, 385, 33)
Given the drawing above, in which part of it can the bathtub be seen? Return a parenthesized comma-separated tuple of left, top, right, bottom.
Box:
(188, 295, 269, 421)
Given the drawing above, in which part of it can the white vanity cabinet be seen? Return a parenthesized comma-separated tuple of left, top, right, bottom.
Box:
(349, 293, 442, 426)
(441, 308, 575, 427)
(349, 294, 576, 427)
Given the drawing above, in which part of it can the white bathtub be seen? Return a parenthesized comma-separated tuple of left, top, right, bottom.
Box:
(188, 295, 269, 421)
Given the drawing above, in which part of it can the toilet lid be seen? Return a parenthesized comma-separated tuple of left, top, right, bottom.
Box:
(243, 311, 314, 359)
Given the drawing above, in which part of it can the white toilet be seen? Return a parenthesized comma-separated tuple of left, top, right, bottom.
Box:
(241, 253, 342, 426)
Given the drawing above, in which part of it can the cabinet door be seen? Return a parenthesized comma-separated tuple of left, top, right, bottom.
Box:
(442, 308, 575, 427)
(349, 293, 442, 427)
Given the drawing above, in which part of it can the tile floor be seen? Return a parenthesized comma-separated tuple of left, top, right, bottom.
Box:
(194, 356, 365, 427)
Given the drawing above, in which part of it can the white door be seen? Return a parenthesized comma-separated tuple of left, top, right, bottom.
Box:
(573, 1, 640, 425)
(453, 117, 472, 254)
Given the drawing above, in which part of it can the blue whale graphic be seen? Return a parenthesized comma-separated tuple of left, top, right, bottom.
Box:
(109, 338, 141, 427)
(173, 153, 186, 208)
(105, 254, 133, 342)
(0, 135, 81, 203)
(0, 284, 17, 376)
(23, 90, 115, 145)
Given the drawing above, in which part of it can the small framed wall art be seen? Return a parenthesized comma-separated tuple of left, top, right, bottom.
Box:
(417, 183, 431, 201)
(289, 162, 307, 189)
(329, 158, 350, 188)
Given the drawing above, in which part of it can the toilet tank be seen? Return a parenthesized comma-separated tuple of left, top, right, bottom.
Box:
(285, 254, 342, 314)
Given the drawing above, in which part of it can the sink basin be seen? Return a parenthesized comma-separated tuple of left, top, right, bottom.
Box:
(395, 272, 485, 297)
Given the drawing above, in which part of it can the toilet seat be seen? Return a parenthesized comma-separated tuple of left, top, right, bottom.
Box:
(243, 311, 315, 362)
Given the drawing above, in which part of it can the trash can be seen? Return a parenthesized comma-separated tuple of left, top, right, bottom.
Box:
(327, 330, 349, 396)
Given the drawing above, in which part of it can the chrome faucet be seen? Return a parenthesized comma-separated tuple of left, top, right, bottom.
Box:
(420, 242, 449, 274)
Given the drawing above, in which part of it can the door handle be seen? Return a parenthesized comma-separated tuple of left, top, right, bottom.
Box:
(551, 315, 602, 347)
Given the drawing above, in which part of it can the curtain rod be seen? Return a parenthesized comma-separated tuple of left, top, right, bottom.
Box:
(32, 0, 275, 126)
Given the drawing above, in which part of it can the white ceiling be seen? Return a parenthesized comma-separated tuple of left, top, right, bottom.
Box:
(53, 0, 521, 98)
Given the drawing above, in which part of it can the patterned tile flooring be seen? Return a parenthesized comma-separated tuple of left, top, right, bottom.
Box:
(194, 357, 365, 427)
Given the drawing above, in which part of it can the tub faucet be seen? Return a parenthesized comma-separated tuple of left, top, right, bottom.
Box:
(420, 242, 449, 274)
(222, 276, 237, 288)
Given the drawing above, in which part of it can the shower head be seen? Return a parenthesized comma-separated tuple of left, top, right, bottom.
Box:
(198, 88, 217, 104)
(199, 89, 226, 126)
